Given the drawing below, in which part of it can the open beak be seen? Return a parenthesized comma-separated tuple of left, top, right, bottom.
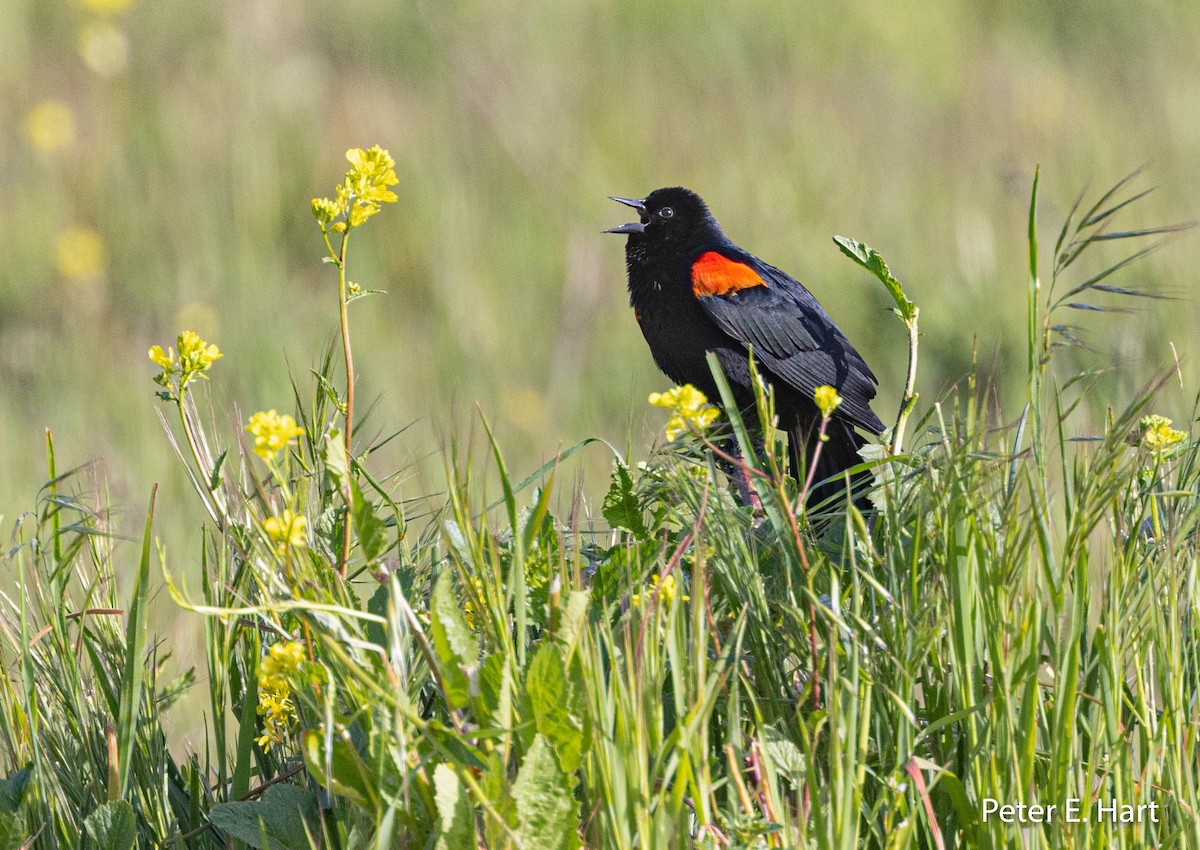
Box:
(604, 196, 647, 234)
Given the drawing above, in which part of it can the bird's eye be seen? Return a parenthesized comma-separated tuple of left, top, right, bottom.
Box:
(658, 207, 674, 219)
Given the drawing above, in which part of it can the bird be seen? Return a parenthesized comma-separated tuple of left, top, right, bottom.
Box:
(606, 187, 885, 511)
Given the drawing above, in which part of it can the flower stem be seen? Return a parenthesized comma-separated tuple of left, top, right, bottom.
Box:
(336, 229, 354, 578)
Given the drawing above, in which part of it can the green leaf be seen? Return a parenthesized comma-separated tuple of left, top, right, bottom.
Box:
(351, 479, 388, 563)
(434, 764, 476, 850)
(430, 572, 478, 709)
(602, 459, 647, 537)
(84, 800, 136, 850)
(0, 812, 22, 850)
(302, 729, 379, 810)
(760, 726, 805, 780)
(116, 488, 155, 800)
(556, 590, 590, 652)
(833, 235, 916, 320)
(513, 735, 578, 850)
(0, 765, 31, 814)
(347, 287, 386, 303)
(526, 644, 588, 774)
(321, 428, 351, 494)
(208, 448, 229, 491)
(209, 783, 318, 850)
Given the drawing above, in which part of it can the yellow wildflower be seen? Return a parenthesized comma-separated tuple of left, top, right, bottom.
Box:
(649, 384, 720, 441)
(313, 145, 399, 231)
(813, 385, 842, 418)
(177, 330, 222, 374)
(147, 330, 221, 392)
(255, 641, 306, 751)
(631, 572, 689, 608)
(264, 509, 307, 552)
(246, 410, 305, 460)
(1141, 415, 1187, 456)
(24, 101, 76, 153)
(148, 344, 174, 371)
(55, 227, 107, 280)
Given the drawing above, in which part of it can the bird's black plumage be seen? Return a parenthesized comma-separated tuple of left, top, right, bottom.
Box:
(607, 187, 884, 509)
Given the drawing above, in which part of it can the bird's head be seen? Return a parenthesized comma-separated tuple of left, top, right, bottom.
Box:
(605, 187, 721, 259)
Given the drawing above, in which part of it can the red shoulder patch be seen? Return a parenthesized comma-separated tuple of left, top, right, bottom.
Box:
(691, 251, 766, 297)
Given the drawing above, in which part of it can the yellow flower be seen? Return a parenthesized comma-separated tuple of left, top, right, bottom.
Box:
(315, 145, 399, 231)
(255, 641, 305, 752)
(264, 509, 307, 552)
(246, 410, 304, 460)
(1141, 415, 1187, 456)
(648, 384, 720, 441)
(631, 573, 689, 608)
(24, 101, 76, 153)
(55, 227, 107, 280)
(148, 344, 174, 371)
(177, 330, 222, 375)
(147, 330, 221, 392)
(813, 385, 842, 418)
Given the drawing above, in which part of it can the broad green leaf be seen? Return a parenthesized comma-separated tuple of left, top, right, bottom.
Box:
(84, 800, 136, 850)
(430, 572, 478, 709)
(602, 460, 648, 537)
(351, 479, 388, 563)
(526, 645, 588, 773)
(556, 590, 590, 652)
(0, 812, 21, 850)
(302, 729, 379, 809)
(209, 783, 317, 850)
(434, 764, 476, 850)
(760, 726, 805, 780)
(513, 735, 578, 850)
(833, 235, 916, 320)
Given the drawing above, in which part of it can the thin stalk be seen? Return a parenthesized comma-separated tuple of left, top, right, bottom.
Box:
(890, 307, 920, 455)
(336, 228, 354, 578)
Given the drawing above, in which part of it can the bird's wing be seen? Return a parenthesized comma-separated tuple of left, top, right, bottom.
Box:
(691, 250, 885, 434)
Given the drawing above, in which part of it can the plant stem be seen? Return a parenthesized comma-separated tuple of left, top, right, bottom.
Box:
(890, 308, 920, 455)
(336, 229, 354, 578)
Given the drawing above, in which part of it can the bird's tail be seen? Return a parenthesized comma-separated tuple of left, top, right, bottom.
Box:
(790, 418, 872, 514)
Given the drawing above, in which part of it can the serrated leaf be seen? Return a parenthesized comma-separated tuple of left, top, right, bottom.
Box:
(527, 644, 588, 773)
(208, 448, 229, 491)
(602, 460, 647, 537)
(84, 800, 136, 850)
(556, 590, 590, 652)
(209, 783, 317, 850)
(430, 572, 478, 709)
(347, 288, 386, 303)
(0, 765, 31, 814)
(321, 429, 351, 494)
(761, 726, 805, 779)
(514, 735, 578, 850)
(833, 235, 916, 320)
(351, 480, 388, 562)
(434, 764, 476, 850)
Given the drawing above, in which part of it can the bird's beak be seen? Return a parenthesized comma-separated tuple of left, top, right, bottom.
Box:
(604, 196, 647, 234)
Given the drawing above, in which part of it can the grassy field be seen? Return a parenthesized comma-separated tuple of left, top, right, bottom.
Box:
(1, 1, 1199, 847)
(2, 0, 1199, 547)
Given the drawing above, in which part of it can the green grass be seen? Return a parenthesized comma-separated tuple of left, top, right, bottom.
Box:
(0, 164, 1197, 848)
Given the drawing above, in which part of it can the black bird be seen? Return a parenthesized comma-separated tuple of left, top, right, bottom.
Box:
(607, 187, 884, 510)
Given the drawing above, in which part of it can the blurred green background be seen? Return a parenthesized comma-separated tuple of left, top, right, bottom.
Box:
(3, 0, 1198, 553)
